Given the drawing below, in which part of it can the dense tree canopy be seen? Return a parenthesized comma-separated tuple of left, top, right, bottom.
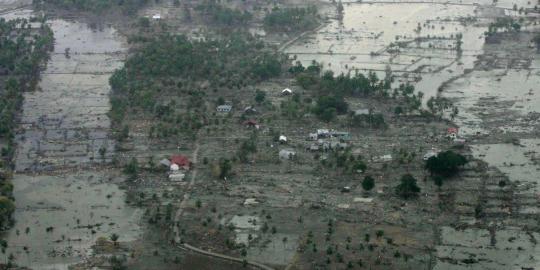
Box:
(395, 174, 421, 199)
(109, 32, 285, 138)
(263, 6, 319, 32)
(34, 0, 148, 14)
(425, 150, 467, 177)
(195, 0, 252, 26)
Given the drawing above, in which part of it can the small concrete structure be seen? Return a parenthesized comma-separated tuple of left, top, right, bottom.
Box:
(152, 14, 161, 20)
(353, 197, 374, 203)
(317, 129, 330, 138)
(243, 198, 259, 205)
(423, 149, 439, 161)
(170, 164, 180, 171)
(281, 88, 293, 95)
(244, 106, 257, 114)
(354, 109, 370, 116)
(308, 144, 319, 152)
(379, 154, 393, 162)
(159, 158, 171, 167)
(308, 133, 318, 141)
(279, 135, 287, 143)
(169, 172, 185, 181)
(330, 131, 351, 141)
(216, 105, 232, 113)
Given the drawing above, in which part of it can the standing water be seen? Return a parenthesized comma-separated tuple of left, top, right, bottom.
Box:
(0, 3, 142, 269)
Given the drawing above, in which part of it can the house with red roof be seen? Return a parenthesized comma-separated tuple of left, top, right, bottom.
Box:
(243, 119, 259, 129)
(170, 155, 192, 170)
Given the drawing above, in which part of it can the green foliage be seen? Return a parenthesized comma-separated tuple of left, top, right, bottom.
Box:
(123, 158, 139, 179)
(425, 150, 467, 177)
(314, 95, 348, 121)
(293, 62, 422, 120)
(485, 17, 521, 37)
(0, 18, 52, 229)
(263, 6, 319, 32)
(0, 196, 14, 227)
(362, 176, 375, 191)
(533, 34, 540, 51)
(351, 112, 386, 128)
(110, 233, 119, 245)
(255, 90, 266, 104)
(237, 135, 257, 163)
(37, 0, 148, 14)
(395, 174, 420, 199)
(195, 0, 252, 26)
(427, 96, 451, 117)
(109, 33, 285, 133)
(0, 18, 53, 141)
(218, 159, 232, 179)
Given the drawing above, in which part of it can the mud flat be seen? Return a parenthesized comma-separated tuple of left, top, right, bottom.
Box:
(0, 6, 142, 269)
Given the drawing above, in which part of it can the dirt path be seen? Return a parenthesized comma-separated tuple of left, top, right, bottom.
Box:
(181, 243, 274, 270)
(173, 140, 200, 243)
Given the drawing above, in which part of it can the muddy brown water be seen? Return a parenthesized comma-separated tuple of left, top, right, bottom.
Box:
(0, 3, 142, 269)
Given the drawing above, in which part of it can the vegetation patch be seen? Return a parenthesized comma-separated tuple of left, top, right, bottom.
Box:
(263, 6, 319, 33)
(0, 17, 53, 229)
(33, 0, 148, 14)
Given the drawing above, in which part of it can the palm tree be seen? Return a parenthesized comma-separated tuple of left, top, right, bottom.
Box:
(110, 233, 119, 246)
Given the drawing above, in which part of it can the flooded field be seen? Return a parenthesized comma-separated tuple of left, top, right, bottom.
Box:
(3, 171, 142, 269)
(0, 3, 142, 269)
(285, 1, 487, 100)
(284, 1, 540, 269)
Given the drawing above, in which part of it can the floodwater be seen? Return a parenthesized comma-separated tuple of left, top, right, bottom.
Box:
(285, 1, 540, 269)
(0, 3, 142, 269)
(3, 172, 142, 269)
(285, 2, 486, 102)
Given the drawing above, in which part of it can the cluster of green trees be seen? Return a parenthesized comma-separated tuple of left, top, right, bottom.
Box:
(237, 133, 257, 163)
(291, 61, 422, 121)
(263, 6, 319, 32)
(34, 0, 148, 14)
(195, 0, 252, 26)
(350, 111, 386, 128)
(395, 174, 420, 199)
(425, 151, 467, 178)
(1, 18, 53, 144)
(321, 149, 367, 174)
(0, 17, 53, 229)
(485, 17, 521, 38)
(532, 34, 540, 52)
(109, 32, 285, 136)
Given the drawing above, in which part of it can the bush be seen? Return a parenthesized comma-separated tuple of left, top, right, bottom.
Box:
(362, 176, 375, 191)
(395, 174, 420, 199)
(425, 150, 467, 177)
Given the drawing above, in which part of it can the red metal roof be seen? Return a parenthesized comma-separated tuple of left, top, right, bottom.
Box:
(171, 155, 191, 168)
(447, 127, 458, 134)
(243, 119, 258, 126)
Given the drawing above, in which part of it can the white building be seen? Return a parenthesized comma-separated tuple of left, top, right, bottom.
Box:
(216, 105, 232, 113)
